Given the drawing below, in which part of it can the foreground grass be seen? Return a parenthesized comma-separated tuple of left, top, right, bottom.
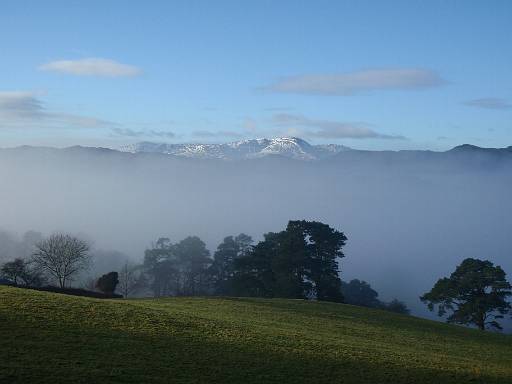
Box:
(1, 286, 511, 383)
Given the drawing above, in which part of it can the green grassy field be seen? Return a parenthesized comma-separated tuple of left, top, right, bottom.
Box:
(1, 286, 511, 383)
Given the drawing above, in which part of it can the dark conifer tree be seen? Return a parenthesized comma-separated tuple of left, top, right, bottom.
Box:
(210, 234, 253, 295)
(421, 258, 511, 330)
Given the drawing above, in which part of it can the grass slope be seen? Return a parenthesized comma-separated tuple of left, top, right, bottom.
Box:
(1, 286, 511, 383)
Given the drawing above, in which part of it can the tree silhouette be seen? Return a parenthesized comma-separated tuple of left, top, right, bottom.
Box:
(341, 279, 380, 307)
(300, 220, 346, 302)
(228, 220, 347, 302)
(96, 271, 119, 295)
(421, 258, 511, 330)
(383, 299, 410, 315)
(144, 238, 177, 297)
(32, 234, 90, 288)
(210, 234, 253, 295)
(1, 259, 26, 285)
(175, 236, 211, 295)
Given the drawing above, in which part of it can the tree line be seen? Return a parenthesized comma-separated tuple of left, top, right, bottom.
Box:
(1, 220, 511, 331)
(118, 220, 350, 301)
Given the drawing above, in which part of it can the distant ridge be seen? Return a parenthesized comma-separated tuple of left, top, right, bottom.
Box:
(119, 137, 352, 161)
(118, 138, 512, 161)
(2, 140, 511, 162)
(449, 143, 512, 153)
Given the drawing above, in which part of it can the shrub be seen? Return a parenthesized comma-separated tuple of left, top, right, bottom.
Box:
(95, 272, 119, 295)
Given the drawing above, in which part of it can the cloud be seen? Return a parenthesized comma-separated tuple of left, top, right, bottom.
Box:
(192, 130, 244, 139)
(0, 91, 45, 119)
(111, 128, 175, 138)
(39, 58, 141, 77)
(0, 91, 113, 129)
(272, 113, 405, 140)
(266, 68, 445, 95)
(111, 128, 145, 137)
(263, 107, 294, 112)
(463, 98, 512, 110)
(150, 130, 176, 138)
(56, 114, 112, 128)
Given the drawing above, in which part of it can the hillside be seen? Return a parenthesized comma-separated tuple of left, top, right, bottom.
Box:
(1, 287, 511, 383)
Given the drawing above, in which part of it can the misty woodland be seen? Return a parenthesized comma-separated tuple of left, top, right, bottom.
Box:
(2, 219, 511, 331)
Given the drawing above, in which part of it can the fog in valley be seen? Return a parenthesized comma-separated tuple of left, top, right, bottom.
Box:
(1, 145, 511, 323)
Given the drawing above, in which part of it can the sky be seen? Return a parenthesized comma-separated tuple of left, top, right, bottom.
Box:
(0, 0, 511, 150)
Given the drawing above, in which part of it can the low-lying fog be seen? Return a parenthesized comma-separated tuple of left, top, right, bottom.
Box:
(1, 146, 511, 326)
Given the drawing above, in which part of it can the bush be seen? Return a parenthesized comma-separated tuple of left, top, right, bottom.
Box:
(95, 272, 119, 295)
(382, 299, 410, 315)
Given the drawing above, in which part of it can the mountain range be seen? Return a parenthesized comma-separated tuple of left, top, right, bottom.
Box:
(120, 137, 352, 161)
(119, 137, 512, 162)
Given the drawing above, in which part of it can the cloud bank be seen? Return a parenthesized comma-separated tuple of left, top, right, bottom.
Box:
(267, 68, 445, 95)
(0, 91, 112, 129)
(39, 58, 141, 77)
(273, 113, 405, 140)
(0, 91, 45, 119)
(463, 98, 512, 110)
(192, 130, 244, 139)
(111, 128, 175, 138)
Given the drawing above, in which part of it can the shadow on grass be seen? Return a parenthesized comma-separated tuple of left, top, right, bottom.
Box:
(1, 296, 506, 384)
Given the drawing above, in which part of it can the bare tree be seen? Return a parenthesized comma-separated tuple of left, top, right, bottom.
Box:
(82, 276, 98, 291)
(32, 233, 90, 288)
(119, 261, 144, 298)
(1, 258, 26, 285)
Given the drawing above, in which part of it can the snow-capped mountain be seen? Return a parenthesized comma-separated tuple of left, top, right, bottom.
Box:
(120, 137, 352, 160)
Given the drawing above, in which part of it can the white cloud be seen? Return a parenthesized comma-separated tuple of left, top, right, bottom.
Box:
(39, 58, 141, 77)
(463, 98, 512, 110)
(150, 130, 176, 138)
(0, 91, 113, 129)
(111, 128, 175, 138)
(192, 130, 244, 139)
(273, 113, 405, 140)
(266, 68, 445, 95)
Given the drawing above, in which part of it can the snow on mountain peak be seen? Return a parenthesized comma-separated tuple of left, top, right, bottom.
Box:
(119, 137, 351, 160)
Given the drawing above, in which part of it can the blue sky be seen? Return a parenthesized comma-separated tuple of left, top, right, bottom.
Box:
(0, 0, 511, 150)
